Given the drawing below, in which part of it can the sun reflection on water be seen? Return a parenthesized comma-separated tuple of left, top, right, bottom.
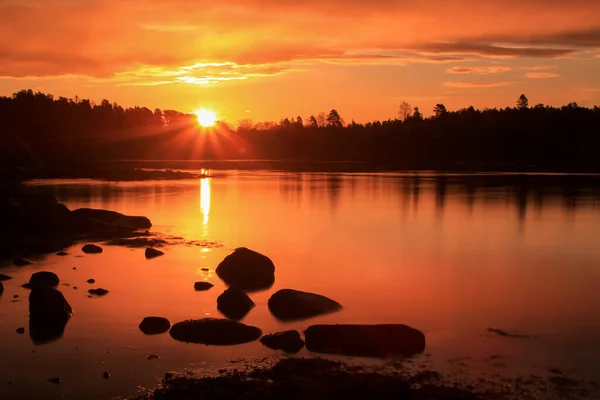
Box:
(200, 177, 211, 226)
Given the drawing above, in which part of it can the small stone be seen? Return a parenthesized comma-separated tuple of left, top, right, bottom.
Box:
(105, 350, 110, 354)
(139, 317, 171, 335)
(201, 268, 210, 272)
(13, 295, 18, 299)
(145, 248, 164, 259)
(57, 251, 68, 256)
(88, 288, 109, 296)
(16, 328, 25, 334)
(194, 281, 214, 291)
(62, 283, 70, 287)
(103, 372, 110, 380)
(148, 355, 160, 360)
(47, 378, 61, 385)
(82, 244, 103, 254)
(87, 279, 96, 284)
(72, 267, 77, 270)
(73, 286, 78, 290)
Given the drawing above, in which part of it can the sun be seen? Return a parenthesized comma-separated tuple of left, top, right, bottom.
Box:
(195, 109, 217, 127)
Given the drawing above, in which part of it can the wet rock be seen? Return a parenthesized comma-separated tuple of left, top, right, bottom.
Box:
(169, 318, 262, 345)
(194, 282, 214, 291)
(103, 372, 110, 380)
(0, 273, 12, 281)
(87, 279, 96, 284)
(56, 251, 68, 256)
(305, 324, 426, 358)
(260, 330, 305, 354)
(29, 271, 60, 288)
(16, 327, 25, 334)
(148, 354, 160, 360)
(139, 317, 171, 335)
(29, 286, 73, 345)
(47, 378, 61, 385)
(217, 286, 255, 320)
(88, 288, 109, 296)
(71, 208, 151, 230)
(267, 289, 342, 321)
(82, 244, 103, 254)
(145, 247, 164, 259)
(215, 247, 275, 291)
(14, 257, 33, 267)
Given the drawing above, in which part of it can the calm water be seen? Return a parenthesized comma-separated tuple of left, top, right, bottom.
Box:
(2, 171, 600, 399)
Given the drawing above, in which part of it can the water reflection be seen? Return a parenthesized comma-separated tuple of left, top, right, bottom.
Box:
(200, 177, 211, 226)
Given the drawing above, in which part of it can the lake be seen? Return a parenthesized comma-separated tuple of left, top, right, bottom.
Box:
(1, 171, 600, 399)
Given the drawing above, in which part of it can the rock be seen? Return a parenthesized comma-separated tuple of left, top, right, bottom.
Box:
(16, 327, 25, 334)
(21, 283, 33, 289)
(0, 274, 12, 281)
(71, 208, 152, 230)
(217, 287, 255, 320)
(103, 372, 110, 380)
(0, 282, 3, 294)
(267, 289, 342, 321)
(215, 247, 275, 291)
(88, 288, 109, 296)
(13, 295, 18, 298)
(47, 378, 61, 385)
(29, 271, 60, 288)
(169, 318, 262, 345)
(82, 244, 103, 254)
(14, 257, 33, 266)
(260, 330, 305, 353)
(148, 354, 160, 360)
(29, 286, 73, 345)
(304, 324, 426, 358)
(194, 281, 214, 291)
(56, 251, 68, 256)
(201, 267, 210, 272)
(139, 317, 171, 335)
(73, 286, 78, 290)
(145, 247, 164, 259)
(87, 279, 96, 284)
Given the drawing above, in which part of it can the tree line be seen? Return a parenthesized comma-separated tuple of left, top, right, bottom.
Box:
(1, 89, 600, 172)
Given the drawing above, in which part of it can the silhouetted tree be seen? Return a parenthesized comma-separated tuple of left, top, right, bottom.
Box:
(412, 107, 423, 121)
(433, 104, 447, 118)
(399, 101, 412, 121)
(326, 109, 343, 127)
(517, 94, 529, 110)
(296, 116, 303, 127)
(308, 115, 318, 128)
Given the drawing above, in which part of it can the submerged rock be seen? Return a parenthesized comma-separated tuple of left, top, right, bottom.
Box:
(103, 372, 110, 380)
(29, 286, 73, 345)
(217, 287, 255, 320)
(13, 257, 34, 267)
(139, 317, 171, 335)
(82, 244, 103, 254)
(71, 208, 152, 230)
(260, 330, 305, 353)
(16, 327, 25, 334)
(0, 274, 12, 281)
(88, 288, 109, 296)
(215, 247, 275, 291)
(29, 271, 60, 288)
(145, 247, 164, 259)
(194, 282, 214, 291)
(87, 279, 96, 284)
(267, 289, 342, 321)
(56, 251, 68, 256)
(304, 324, 426, 358)
(169, 318, 262, 345)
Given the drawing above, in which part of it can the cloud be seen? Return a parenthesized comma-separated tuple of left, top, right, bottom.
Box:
(443, 81, 515, 88)
(447, 66, 512, 74)
(415, 43, 577, 58)
(525, 72, 560, 79)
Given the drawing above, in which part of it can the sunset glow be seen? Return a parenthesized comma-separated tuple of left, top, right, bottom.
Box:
(195, 109, 217, 127)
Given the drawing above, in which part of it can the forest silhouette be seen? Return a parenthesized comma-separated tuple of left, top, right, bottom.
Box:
(1, 89, 600, 173)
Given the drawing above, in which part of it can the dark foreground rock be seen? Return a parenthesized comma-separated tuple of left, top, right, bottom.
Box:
(29, 286, 73, 344)
(89, 288, 109, 296)
(217, 287, 255, 320)
(71, 208, 152, 230)
(215, 248, 275, 291)
(194, 282, 214, 291)
(13, 257, 33, 266)
(0, 274, 12, 281)
(145, 247, 164, 259)
(0, 281, 3, 294)
(139, 317, 171, 335)
(169, 318, 262, 345)
(267, 289, 342, 321)
(260, 330, 305, 353)
(29, 271, 60, 287)
(82, 244, 103, 254)
(305, 324, 426, 358)
(130, 358, 481, 400)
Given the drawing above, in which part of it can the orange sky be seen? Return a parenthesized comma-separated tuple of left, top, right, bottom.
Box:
(1, 0, 599, 123)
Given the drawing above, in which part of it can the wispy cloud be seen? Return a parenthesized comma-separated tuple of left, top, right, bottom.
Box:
(443, 81, 514, 88)
(525, 72, 560, 79)
(447, 66, 512, 74)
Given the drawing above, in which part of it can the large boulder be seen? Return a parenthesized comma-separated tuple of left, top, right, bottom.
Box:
(217, 287, 255, 320)
(169, 318, 262, 345)
(71, 208, 151, 230)
(139, 317, 171, 335)
(260, 330, 305, 354)
(267, 289, 342, 321)
(215, 248, 275, 291)
(29, 286, 73, 345)
(145, 248, 164, 259)
(82, 244, 103, 254)
(29, 271, 60, 288)
(304, 324, 426, 358)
